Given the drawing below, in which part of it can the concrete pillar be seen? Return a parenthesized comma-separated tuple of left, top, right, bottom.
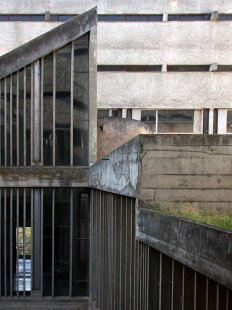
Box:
(211, 11, 219, 21)
(163, 14, 168, 22)
(132, 109, 141, 121)
(45, 11, 51, 21)
(217, 109, 227, 134)
(162, 64, 167, 72)
(210, 63, 218, 72)
(193, 110, 203, 134)
(208, 108, 214, 134)
(122, 108, 127, 118)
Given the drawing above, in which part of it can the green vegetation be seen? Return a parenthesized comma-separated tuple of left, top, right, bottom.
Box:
(154, 204, 232, 231)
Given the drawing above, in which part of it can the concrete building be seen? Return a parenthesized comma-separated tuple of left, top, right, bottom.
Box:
(1, 1, 232, 157)
(0, 1, 232, 310)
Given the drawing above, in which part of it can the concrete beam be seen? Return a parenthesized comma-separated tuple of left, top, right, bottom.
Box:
(0, 167, 89, 187)
(97, 72, 232, 109)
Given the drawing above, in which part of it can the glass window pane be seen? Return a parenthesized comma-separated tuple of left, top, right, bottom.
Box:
(26, 66, 31, 165)
(43, 54, 53, 166)
(6, 77, 10, 166)
(227, 110, 232, 133)
(158, 110, 194, 133)
(9, 15, 31, 21)
(0, 15, 8, 21)
(12, 74, 17, 166)
(73, 34, 89, 166)
(55, 44, 71, 166)
(31, 15, 45, 21)
(18, 69, 24, 166)
(54, 188, 70, 296)
(72, 189, 89, 296)
(141, 110, 156, 122)
(0, 79, 4, 165)
(125, 15, 148, 21)
(97, 109, 109, 118)
(43, 188, 53, 296)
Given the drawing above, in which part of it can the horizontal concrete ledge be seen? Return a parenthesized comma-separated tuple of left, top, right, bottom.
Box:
(136, 208, 232, 289)
(0, 167, 89, 187)
(0, 297, 89, 309)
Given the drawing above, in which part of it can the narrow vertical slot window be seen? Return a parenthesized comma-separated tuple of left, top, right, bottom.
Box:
(73, 34, 89, 166)
(12, 73, 17, 165)
(18, 70, 24, 166)
(55, 44, 71, 166)
(72, 190, 89, 296)
(43, 54, 53, 166)
(26, 66, 31, 165)
(54, 188, 70, 296)
(6, 77, 10, 166)
(227, 110, 232, 133)
(0, 80, 4, 165)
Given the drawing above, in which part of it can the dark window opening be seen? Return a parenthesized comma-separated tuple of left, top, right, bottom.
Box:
(111, 109, 122, 118)
(127, 109, 132, 119)
(158, 110, 194, 133)
(203, 109, 210, 134)
(97, 110, 109, 118)
(167, 65, 210, 72)
(141, 110, 156, 122)
(227, 110, 232, 133)
(97, 65, 162, 72)
(168, 14, 211, 21)
(217, 65, 232, 72)
(218, 14, 232, 21)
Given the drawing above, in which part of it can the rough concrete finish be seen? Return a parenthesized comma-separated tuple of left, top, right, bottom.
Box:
(137, 135, 232, 211)
(1, 22, 232, 65)
(1, 0, 232, 14)
(136, 208, 232, 289)
(98, 22, 232, 65)
(0, 167, 89, 187)
(0, 23, 60, 57)
(89, 137, 139, 197)
(98, 72, 232, 109)
(97, 117, 151, 159)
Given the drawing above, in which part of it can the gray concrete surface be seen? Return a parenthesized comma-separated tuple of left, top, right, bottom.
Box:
(137, 208, 232, 289)
(98, 72, 232, 109)
(1, 0, 232, 14)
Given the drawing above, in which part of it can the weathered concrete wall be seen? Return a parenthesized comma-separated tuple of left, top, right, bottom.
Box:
(138, 135, 232, 212)
(98, 72, 232, 109)
(89, 137, 139, 197)
(98, 22, 232, 65)
(0, 23, 60, 56)
(97, 118, 151, 159)
(137, 208, 232, 289)
(1, 22, 232, 65)
(1, 0, 232, 14)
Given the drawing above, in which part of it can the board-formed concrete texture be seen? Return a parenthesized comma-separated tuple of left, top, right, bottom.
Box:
(90, 134, 232, 206)
(1, 0, 232, 14)
(137, 135, 232, 211)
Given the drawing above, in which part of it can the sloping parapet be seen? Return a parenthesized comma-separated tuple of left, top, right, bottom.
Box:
(137, 208, 232, 289)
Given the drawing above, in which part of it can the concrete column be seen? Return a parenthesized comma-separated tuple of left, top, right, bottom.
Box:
(132, 109, 141, 121)
(208, 108, 214, 134)
(193, 110, 203, 134)
(122, 108, 127, 118)
(217, 109, 227, 134)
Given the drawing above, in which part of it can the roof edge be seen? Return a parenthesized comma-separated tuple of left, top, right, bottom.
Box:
(0, 6, 97, 79)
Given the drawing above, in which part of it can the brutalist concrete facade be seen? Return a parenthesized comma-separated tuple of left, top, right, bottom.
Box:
(0, 0, 232, 138)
